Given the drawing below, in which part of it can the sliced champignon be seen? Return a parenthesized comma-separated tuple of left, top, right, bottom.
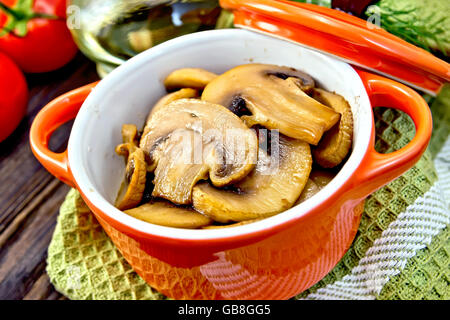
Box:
(164, 68, 218, 91)
(139, 98, 258, 205)
(142, 88, 199, 139)
(311, 88, 353, 168)
(192, 135, 312, 223)
(201, 63, 340, 145)
(124, 201, 212, 229)
(294, 169, 335, 205)
(147, 88, 198, 119)
(114, 124, 148, 210)
(115, 148, 147, 210)
(115, 124, 139, 159)
(309, 169, 335, 188)
(150, 130, 210, 204)
(294, 179, 320, 205)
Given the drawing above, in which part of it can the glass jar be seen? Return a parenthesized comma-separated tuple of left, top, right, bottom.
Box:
(67, 0, 230, 77)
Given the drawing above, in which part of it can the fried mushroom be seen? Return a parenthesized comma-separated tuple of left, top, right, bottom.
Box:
(115, 147, 147, 210)
(148, 88, 199, 118)
(125, 201, 212, 229)
(294, 169, 335, 205)
(192, 135, 312, 223)
(201, 64, 340, 145)
(115, 124, 139, 159)
(311, 88, 353, 168)
(294, 179, 320, 205)
(139, 98, 259, 205)
(164, 68, 218, 91)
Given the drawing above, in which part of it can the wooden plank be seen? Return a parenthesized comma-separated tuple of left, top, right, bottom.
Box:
(0, 183, 70, 300)
(23, 272, 64, 300)
(0, 54, 99, 300)
(0, 179, 61, 248)
(0, 55, 99, 234)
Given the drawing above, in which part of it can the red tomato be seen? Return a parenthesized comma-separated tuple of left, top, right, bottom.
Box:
(0, 0, 78, 73)
(0, 51, 28, 142)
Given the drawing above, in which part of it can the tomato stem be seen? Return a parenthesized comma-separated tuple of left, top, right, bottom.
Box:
(0, 3, 24, 20)
(0, 1, 60, 37)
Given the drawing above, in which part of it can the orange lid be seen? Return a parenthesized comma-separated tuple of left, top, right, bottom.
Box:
(220, 0, 450, 96)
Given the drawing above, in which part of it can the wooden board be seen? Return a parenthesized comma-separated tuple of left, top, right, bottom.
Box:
(0, 54, 100, 300)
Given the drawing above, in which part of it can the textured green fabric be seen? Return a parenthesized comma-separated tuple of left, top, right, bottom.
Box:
(47, 190, 167, 300)
(377, 225, 449, 300)
(47, 90, 450, 300)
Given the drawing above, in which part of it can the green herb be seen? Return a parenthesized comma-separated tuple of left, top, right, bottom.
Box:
(291, 0, 331, 7)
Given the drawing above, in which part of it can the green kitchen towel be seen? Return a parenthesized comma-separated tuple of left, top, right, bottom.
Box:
(46, 87, 450, 300)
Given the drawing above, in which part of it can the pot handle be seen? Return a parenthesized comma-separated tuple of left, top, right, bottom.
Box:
(352, 69, 432, 197)
(30, 82, 98, 188)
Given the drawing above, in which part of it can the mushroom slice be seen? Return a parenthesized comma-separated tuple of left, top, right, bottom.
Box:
(309, 169, 335, 188)
(312, 88, 353, 168)
(148, 88, 198, 118)
(124, 201, 212, 229)
(150, 130, 210, 204)
(115, 148, 147, 210)
(294, 179, 320, 205)
(164, 68, 218, 91)
(115, 124, 139, 159)
(142, 88, 199, 139)
(139, 98, 258, 205)
(192, 135, 312, 223)
(201, 63, 340, 145)
(294, 169, 335, 205)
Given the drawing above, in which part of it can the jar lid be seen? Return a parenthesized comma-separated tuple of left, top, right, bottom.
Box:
(220, 0, 450, 95)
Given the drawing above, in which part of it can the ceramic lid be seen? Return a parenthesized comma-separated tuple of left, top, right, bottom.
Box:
(220, 0, 450, 96)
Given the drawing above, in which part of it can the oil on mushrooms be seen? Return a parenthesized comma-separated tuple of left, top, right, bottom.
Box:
(201, 64, 340, 145)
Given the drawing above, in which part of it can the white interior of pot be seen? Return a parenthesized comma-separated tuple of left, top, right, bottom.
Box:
(69, 29, 372, 240)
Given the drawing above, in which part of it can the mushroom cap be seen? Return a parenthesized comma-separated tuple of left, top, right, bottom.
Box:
(164, 68, 218, 91)
(201, 63, 340, 145)
(192, 135, 312, 223)
(139, 98, 259, 204)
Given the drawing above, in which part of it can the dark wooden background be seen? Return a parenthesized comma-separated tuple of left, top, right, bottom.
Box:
(0, 54, 100, 300)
